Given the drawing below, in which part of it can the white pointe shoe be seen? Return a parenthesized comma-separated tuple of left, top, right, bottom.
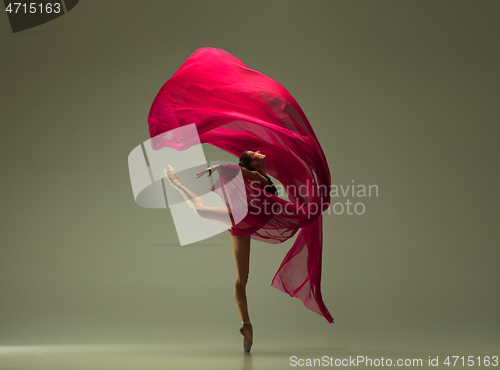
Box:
(239, 322, 253, 352)
(164, 165, 181, 188)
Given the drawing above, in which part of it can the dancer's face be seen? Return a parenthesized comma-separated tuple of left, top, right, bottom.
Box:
(247, 150, 266, 164)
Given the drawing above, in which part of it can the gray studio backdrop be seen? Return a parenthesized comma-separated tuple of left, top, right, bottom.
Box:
(1, 0, 498, 352)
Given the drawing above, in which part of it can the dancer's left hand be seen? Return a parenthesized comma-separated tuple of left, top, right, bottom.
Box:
(196, 165, 219, 178)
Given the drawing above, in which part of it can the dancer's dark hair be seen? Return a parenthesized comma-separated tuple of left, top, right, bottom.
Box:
(238, 150, 257, 171)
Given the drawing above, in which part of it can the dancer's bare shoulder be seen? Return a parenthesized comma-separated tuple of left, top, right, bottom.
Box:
(240, 167, 267, 188)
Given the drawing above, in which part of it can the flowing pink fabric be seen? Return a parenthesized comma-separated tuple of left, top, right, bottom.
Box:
(148, 47, 334, 324)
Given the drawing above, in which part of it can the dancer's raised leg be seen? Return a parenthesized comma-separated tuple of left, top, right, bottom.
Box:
(164, 165, 233, 227)
(231, 234, 253, 352)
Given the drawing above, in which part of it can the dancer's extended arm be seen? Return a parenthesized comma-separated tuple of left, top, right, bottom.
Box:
(196, 165, 267, 188)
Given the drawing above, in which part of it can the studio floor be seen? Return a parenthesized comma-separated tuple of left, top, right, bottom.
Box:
(1, 339, 497, 370)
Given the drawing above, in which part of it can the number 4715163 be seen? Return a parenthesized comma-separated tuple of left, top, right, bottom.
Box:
(5, 3, 62, 14)
(444, 356, 498, 367)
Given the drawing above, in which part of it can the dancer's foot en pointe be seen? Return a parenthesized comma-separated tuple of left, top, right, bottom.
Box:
(239, 321, 253, 352)
(164, 165, 182, 189)
(164, 165, 203, 213)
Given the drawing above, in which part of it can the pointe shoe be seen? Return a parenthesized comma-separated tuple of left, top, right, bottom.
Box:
(164, 165, 181, 188)
(239, 323, 253, 352)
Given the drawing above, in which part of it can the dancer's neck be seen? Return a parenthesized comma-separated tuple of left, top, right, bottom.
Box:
(253, 166, 267, 176)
